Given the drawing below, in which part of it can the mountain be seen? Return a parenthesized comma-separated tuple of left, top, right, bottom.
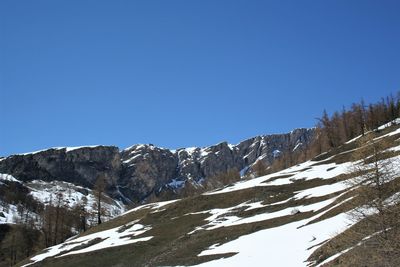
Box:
(17, 121, 400, 267)
(0, 128, 314, 204)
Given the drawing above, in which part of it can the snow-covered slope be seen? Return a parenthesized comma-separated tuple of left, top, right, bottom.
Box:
(18, 122, 400, 267)
(0, 174, 125, 225)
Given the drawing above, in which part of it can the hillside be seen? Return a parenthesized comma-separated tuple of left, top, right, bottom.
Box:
(0, 128, 314, 266)
(17, 120, 400, 267)
(0, 175, 125, 225)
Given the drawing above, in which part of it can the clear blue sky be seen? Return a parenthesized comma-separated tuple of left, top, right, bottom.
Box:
(1, 0, 399, 156)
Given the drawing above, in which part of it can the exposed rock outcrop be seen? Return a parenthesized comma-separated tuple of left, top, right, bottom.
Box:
(0, 128, 315, 203)
(119, 145, 178, 202)
(0, 146, 121, 188)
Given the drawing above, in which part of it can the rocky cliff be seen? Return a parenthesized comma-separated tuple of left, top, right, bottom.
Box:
(0, 146, 120, 187)
(0, 128, 315, 203)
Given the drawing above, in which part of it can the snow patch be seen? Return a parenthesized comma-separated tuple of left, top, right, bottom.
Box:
(272, 149, 282, 158)
(121, 199, 180, 216)
(194, 212, 353, 267)
(293, 142, 303, 152)
(167, 179, 186, 189)
(23, 223, 152, 266)
(205, 160, 351, 195)
(0, 173, 20, 183)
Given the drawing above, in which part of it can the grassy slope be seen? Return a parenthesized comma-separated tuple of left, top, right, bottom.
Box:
(17, 125, 400, 267)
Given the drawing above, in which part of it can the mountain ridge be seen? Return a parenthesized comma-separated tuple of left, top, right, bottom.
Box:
(0, 128, 315, 203)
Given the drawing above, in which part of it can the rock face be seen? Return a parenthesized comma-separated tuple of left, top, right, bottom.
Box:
(235, 128, 314, 165)
(119, 145, 178, 202)
(0, 128, 315, 203)
(0, 146, 121, 189)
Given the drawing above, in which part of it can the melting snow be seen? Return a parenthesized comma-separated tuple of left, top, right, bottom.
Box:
(200, 148, 210, 157)
(375, 127, 400, 140)
(0, 203, 19, 224)
(293, 181, 347, 199)
(25, 180, 125, 223)
(293, 143, 303, 152)
(0, 173, 20, 183)
(192, 194, 340, 234)
(23, 222, 152, 266)
(205, 160, 351, 195)
(377, 118, 400, 130)
(122, 153, 142, 164)
(194, 212, 353, 267)
(185, 147, 197, 155)
(121, 199, 180, 216)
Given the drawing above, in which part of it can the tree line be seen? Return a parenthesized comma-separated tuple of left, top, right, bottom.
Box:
(266, 92, 400, 174)
(317, 93, 400, 150)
